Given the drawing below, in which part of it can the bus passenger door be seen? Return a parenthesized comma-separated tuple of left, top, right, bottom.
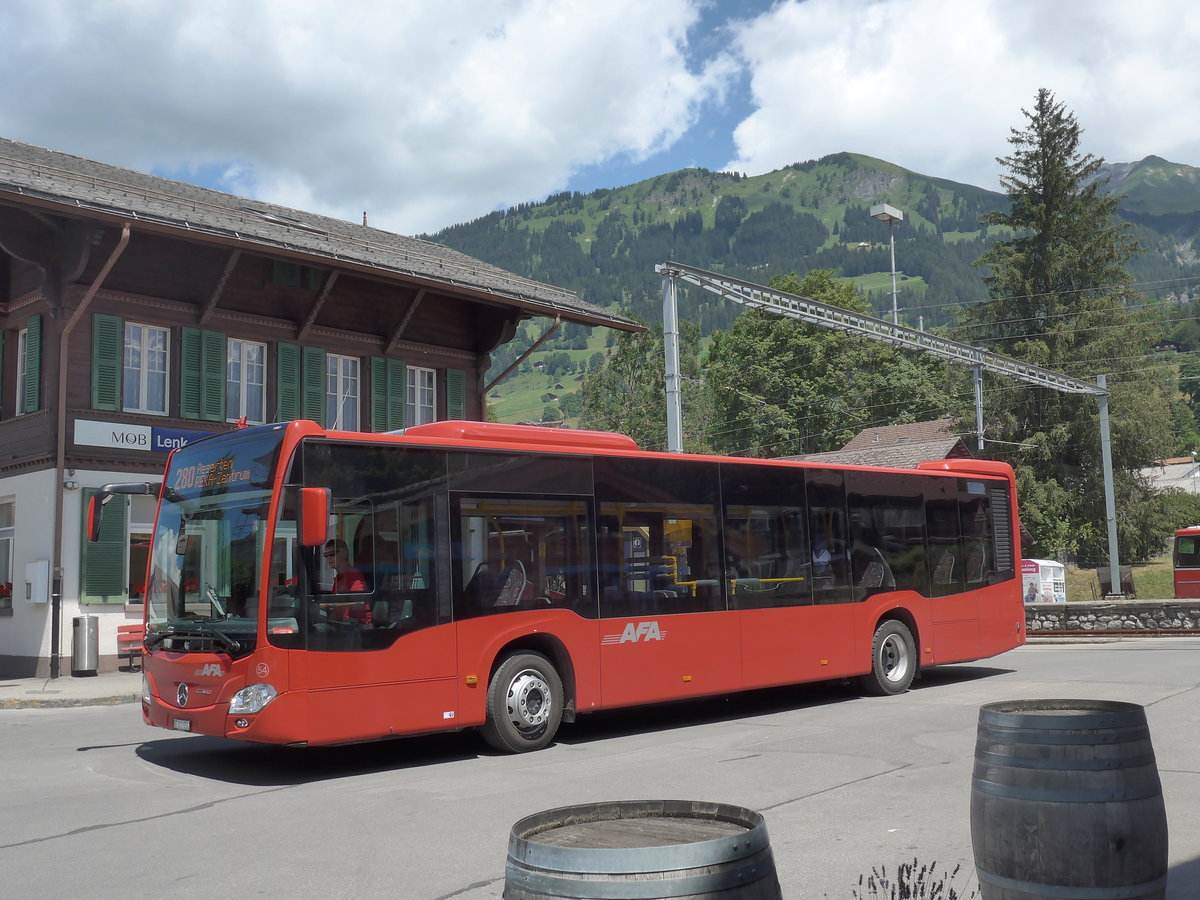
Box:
(296, 496, 458, 745)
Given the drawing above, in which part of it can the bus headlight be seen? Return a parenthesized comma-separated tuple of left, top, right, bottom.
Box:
(229, 683, 278, 715)
(141, 673, 152, 706)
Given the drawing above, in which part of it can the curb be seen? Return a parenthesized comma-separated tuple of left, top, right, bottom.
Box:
(0, 694, 140, 710)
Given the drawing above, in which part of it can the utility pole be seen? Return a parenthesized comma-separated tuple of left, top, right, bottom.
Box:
(870, 203, 904, 324)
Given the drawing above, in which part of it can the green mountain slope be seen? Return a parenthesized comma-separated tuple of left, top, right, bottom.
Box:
(425, 152, 1200, 424)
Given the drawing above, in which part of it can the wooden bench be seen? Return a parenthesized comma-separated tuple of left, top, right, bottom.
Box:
(116, 623, 145, 670)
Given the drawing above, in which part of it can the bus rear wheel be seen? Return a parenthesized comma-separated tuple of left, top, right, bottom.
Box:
(859, 620, 916, 696)
(481, 651, 564, 753)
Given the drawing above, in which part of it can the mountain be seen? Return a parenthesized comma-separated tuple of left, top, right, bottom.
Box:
(423, 152, 1200, 422)
(1099, 156, 1200, 265)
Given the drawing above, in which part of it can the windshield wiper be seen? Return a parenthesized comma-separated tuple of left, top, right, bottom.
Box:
(145, 625, 241, 654)
(206, 585, 227, 618)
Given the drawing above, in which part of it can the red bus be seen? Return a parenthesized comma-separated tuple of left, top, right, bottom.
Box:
(99, 420, 1024, 752)
(1173, 526, 1200, 598)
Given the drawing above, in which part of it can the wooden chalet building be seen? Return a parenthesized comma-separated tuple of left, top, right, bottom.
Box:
(0, 136, 638, 677)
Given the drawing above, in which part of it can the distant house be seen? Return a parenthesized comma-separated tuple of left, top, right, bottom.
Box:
(1141, 457, 1200, 495)
(784, 419, 972, 468)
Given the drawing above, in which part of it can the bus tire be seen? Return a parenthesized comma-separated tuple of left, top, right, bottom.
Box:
(859, 620, 916, 696)
(481, 651, 564, 753)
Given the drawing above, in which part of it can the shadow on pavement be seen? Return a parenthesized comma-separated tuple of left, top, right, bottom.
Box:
(1168, 854, 1200, 900)
(128, 662, 1015, 784)
(133, 729, 477, 786)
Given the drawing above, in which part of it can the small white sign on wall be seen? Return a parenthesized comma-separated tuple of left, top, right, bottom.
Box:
(25, 559, 49, 603)
(74, 419, 153, 451)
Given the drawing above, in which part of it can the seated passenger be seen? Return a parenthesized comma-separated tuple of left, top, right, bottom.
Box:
(324, 539, 372, 624)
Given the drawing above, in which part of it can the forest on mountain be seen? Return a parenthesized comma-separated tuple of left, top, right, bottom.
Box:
(427, 95, 1200, 565)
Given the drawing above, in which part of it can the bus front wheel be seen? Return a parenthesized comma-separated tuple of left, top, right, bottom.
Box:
(481, 651, 564, 753)
(859, 620, 916, 696)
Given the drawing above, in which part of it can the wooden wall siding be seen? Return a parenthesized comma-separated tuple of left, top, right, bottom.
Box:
(73, 226, 520, 361)
(0, 409, 54, 471)
(9, 257, 41, 300)
(85, 230, 226, 307)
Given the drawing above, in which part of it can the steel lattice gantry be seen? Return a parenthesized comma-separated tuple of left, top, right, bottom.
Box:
(655, 260, 1123, 598)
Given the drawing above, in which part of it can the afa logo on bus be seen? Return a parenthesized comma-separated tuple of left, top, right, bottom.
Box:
(602, 621, 667, 645)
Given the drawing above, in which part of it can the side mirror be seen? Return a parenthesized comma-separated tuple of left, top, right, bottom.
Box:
(86, 494, 103, 542)
(86, 482, 161, 542)
(299, 487, 330, 547)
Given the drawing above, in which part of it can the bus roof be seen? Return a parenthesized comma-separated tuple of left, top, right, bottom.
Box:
(291, 420, 1017, 484)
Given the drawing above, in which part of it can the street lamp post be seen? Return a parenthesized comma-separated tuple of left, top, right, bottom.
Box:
(870, 203, 904, 324)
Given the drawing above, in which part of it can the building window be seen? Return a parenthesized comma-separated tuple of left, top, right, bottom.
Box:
(128, 498, 155, 602)
(407, 366, 436, 425)
(14, 315, 41, 415)
(15, 328, 29, 415)
(0, 500, 13, 615)
(123, 323, 169, 414)
(226, 339, 266, 424)
(326, 354, 359, 430)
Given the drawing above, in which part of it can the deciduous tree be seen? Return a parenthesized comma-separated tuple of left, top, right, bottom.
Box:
(705, 270, 953, 457)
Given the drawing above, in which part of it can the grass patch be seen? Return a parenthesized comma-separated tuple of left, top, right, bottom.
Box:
(1064, 554, 1174, 601)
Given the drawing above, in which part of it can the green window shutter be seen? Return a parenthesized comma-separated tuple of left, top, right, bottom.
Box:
(370, 357, 407, 432)
(182, 328, 227, 421)
(80, 489, 128, 604)
(201, 329, 225, 421)
(446, 367, 466, 420)
(277, 342, 300, 421)
(180, 327, 202, 418)
(23, 315, 41, 412)
(301, 346, 326, 423)
(370, 357, 387, 432)
(387, 359, 406, 430)
(91, 314, 123, 410)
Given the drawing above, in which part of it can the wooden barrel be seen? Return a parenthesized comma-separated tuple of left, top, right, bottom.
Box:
(970, 699, 1168, 900)
(504, 799, 782, 899)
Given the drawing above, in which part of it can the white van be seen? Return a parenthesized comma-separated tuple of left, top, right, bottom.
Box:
(1021, 558, 1066, 602)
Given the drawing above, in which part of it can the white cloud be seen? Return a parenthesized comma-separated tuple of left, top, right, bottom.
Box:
(725, 0, 1200, 190)
(0, 0, 733, 233)
(4, 0, 1199, 237)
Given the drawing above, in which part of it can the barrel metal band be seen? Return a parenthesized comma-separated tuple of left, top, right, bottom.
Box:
(976, 725, 1150, 746)
(976, 866, 1167, 899)
(973, 778, 1164, 803)
(506, 853, 775, 899)
(975, 749, 1159, 771)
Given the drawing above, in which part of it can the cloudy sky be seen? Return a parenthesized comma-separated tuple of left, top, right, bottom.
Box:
(3, 0, 1198, 235)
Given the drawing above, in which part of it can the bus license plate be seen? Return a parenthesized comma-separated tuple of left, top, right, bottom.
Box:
(172, 719, 191, 732)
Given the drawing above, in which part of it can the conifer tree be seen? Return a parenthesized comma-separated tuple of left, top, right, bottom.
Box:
(961, 89, 1173, 562)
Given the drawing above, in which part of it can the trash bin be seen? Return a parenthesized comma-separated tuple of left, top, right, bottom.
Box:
(72, 615, 99, 677)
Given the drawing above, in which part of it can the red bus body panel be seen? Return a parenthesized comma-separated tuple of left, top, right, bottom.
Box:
(1174, 527, 1200, 599)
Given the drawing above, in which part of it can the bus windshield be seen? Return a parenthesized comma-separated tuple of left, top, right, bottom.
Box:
(145, 425, 286, 654)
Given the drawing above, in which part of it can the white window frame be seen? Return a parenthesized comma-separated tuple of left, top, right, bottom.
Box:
(326, 353, 359, 430)
(123, 323, 169, 415)
(226, 339, 267, 425)
(407, 366, 436, 426)
(15, 328, 29, 415)
(126, 495, 156, 606)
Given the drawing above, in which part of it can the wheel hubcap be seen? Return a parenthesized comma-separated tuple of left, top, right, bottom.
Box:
(881, 634, 910, 683)
(507, 669, 551, 732)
